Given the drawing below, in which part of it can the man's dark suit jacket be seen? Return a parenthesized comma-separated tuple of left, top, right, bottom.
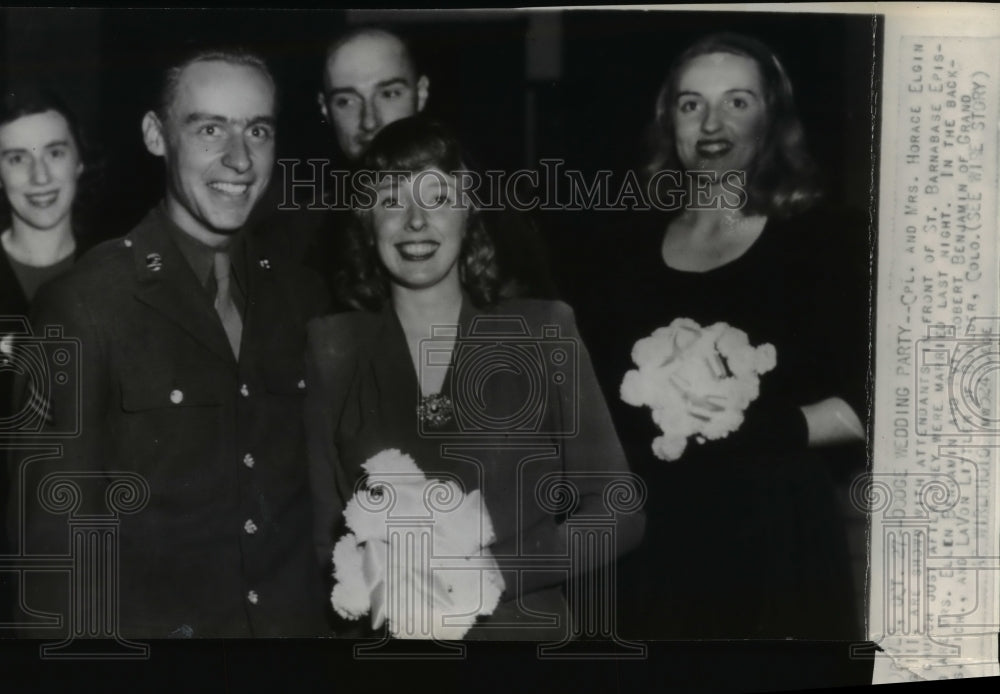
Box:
(7, 205, 330, 638)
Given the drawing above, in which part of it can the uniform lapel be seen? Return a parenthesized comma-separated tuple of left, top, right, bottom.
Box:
(129, 207, 236, 364)
(237, 230, 287, 365)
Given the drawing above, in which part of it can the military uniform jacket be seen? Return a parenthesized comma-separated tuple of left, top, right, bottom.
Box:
(9, 205, 330, 638)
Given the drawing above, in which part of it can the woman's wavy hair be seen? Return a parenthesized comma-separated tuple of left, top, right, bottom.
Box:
(644, 33, 823, 218)
(336, 116, 501, 311)
(0, 85, 103, 235)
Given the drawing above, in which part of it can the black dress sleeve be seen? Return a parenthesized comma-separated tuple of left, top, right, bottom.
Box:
(795, 205, 873, 421)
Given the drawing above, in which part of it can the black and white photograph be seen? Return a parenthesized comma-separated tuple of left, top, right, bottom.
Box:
(0, 5, 996, 693)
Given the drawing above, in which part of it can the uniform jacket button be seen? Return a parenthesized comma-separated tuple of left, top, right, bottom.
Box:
(243, 453, 255, 468)
(244, 519, 258, 535)
(240, 384, 250, 397)
(247, 590, 259, 605)
(169, 389, 184, 404)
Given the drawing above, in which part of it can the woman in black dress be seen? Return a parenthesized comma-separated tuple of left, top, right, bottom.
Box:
(605, 34, 869, 640)
(1, 88, 93, 630)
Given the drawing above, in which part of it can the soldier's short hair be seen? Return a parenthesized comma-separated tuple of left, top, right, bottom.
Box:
(155, 47, 276, 121)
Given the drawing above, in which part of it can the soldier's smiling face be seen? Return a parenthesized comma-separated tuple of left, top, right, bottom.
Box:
(144, 59, 276, 244)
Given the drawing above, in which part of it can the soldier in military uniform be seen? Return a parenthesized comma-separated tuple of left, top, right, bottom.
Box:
(7, 49, 331, 638)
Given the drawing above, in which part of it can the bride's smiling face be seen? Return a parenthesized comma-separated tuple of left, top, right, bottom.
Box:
(371, 167, 467, 291)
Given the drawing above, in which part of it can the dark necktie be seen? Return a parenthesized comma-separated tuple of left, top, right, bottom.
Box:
(213, 251, 242, 359)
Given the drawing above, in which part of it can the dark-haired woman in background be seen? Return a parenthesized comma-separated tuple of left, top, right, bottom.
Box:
(599, 34, 869, 640)
(305, 116, 643, 639)
(0, 87, 96, 631)
(0, 89, 94, 309)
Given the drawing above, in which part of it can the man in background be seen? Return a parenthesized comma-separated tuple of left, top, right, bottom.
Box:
(318, 27, 429, 163)
(271, 25, 554, 301)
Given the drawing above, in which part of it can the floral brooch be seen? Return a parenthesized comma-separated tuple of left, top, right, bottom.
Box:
(417, 393, 454, 428)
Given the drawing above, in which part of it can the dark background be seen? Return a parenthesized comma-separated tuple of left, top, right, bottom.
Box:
(1, 8, 884, 691)
(1, 9, 878, 268)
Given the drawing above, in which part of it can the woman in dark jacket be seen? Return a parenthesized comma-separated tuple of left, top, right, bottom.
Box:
(305, 116, 644, 640)
(1, 87, 96, 631)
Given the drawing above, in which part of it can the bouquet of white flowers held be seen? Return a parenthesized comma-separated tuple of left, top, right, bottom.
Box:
(620, 318, 777, 461)
(330, 449, 505, 640)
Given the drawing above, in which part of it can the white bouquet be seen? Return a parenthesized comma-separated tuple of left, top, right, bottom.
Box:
(620, 318, 777, 461)
(330, 449, 505, 640)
